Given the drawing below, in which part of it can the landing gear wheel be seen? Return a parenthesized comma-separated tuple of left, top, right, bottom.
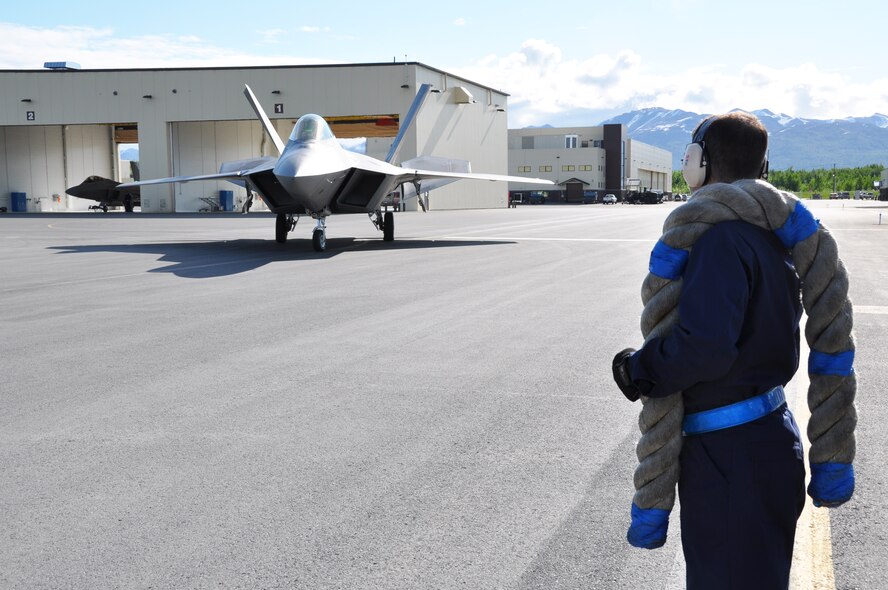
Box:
(312, 228, 326, 252)
(275, 213, 289, 243)
(383, 211, 394, 242)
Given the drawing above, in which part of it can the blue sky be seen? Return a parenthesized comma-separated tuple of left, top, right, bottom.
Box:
(2, 0, 885, 127)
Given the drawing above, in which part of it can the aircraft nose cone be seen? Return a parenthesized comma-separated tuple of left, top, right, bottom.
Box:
(274, 146, 342, 178)
(272, 150, 349, 212)
(273, 151, 304, 178)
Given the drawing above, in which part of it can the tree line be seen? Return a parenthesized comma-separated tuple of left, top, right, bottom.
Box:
(671, 164, 884, 196)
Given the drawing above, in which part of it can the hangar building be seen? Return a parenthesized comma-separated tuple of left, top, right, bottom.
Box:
(507, 125, 672, 201)
(0, 62, 511, 213)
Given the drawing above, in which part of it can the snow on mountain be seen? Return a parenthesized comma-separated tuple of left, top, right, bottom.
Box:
(594, 108, 888, 170)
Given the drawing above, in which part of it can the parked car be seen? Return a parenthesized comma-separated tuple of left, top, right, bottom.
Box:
(602, 193, 617, 205)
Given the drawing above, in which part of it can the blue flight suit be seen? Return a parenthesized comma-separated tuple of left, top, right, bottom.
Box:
(629, 220, 806, 589)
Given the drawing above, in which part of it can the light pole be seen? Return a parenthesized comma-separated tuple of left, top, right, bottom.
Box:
(833, 163, 837, 194)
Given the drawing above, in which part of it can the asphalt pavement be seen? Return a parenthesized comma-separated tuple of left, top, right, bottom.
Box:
(1, 200, 886, 589)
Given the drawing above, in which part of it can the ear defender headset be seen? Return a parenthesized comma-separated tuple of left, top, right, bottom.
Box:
(681, 116, 770, 188)
(681, 117, 716, 189)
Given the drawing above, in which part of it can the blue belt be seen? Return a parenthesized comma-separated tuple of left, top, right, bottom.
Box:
(682, 386, 786, 435)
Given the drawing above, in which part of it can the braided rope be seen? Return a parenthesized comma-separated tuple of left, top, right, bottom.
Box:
(632, 179, 857, 515)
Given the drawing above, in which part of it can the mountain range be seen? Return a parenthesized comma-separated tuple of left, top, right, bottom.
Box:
(596, 108, 888, 171)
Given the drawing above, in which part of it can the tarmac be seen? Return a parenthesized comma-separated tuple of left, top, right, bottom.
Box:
(2, 201, 886, 589)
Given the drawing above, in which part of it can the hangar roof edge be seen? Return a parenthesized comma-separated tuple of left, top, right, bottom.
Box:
(0, 61, 510, 97)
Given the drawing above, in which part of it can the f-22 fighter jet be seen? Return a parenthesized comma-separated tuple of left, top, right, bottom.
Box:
(121, 84, 552, 251)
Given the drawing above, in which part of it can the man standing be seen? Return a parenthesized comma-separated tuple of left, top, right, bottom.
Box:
(611, 111, 855, 588)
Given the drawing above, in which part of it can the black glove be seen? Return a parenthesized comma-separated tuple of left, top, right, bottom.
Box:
(612, 348, 641, 402)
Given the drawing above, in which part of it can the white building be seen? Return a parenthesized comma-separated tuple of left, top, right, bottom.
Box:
(507, 124, 672, 202)
(0, 62, 512, 212)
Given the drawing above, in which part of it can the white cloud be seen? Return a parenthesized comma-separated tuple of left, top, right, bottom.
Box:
(258, 29, 287, 44)
(0, 22, 333, 69)
(455, 40, 647, 126)
(453, 39, 888, 126)
(300, 26, 332, 34)
(3, 24, 884, 125)
(453, 18, 466, 26)
(652, 62, 888, 120)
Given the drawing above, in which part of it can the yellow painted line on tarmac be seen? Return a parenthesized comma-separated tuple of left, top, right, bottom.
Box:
(790, 322, 837, 590)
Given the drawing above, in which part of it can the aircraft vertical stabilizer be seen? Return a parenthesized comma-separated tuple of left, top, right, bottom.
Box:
(244, 84, 286, 155)
(385, 83, 433, 164)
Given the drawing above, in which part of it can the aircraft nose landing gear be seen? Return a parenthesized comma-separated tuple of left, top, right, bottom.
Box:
(312, 217, 327, 252)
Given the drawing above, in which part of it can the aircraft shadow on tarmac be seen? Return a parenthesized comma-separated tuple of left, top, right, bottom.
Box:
(48, 237, 514, 279)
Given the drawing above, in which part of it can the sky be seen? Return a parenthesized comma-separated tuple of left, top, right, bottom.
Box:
(2, 0, 885, 127)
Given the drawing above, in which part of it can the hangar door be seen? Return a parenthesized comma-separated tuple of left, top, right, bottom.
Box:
(169, 119, 283, 212)
(0, 125, 117, 212)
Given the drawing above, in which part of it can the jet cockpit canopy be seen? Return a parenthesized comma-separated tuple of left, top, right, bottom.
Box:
(290, 114, 334, 143)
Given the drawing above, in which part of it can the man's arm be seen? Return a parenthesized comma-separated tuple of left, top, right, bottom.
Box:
(626, 224, 753, 398)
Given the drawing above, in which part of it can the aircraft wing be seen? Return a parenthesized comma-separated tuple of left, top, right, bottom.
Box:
(403, 168, 554, 185)
(118, 159, 275, 189)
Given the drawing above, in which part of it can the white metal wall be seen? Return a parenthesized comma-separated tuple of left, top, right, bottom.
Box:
(409, 71, 510, 210)
(625, 139, 672, 193)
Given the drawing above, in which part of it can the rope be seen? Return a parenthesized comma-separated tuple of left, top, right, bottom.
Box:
(632, 179, 857, 523)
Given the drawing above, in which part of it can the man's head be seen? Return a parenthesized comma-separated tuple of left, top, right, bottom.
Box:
(681, 111, 769, 191)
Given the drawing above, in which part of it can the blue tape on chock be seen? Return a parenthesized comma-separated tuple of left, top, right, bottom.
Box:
(808, 462, 855, 507)
(808, 349, 855, 376)
(627, 503, 670, 549)
(774, 202, 819, 248)
(649, 240, 689, 280)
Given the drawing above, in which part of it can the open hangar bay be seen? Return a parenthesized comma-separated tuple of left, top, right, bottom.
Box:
(1, 201, 886, 589)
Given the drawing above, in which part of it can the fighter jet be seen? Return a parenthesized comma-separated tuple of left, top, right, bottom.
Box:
(66, 175, 140, 212)
(120, 84, 552, 251)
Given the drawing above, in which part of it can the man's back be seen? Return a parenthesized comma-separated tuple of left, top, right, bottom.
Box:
(630, 220, 802, 413)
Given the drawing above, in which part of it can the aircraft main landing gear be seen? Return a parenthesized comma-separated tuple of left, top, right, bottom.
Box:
(383, 211, 394, 242)
(371, 209, 395, 242)
(275, 213, 297, 243)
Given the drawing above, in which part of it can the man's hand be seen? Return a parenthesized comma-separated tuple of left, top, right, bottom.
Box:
(612, 348, 641, 402)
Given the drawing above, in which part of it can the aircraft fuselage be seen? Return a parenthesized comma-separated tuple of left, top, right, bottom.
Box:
(244, 115, 400, 216)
